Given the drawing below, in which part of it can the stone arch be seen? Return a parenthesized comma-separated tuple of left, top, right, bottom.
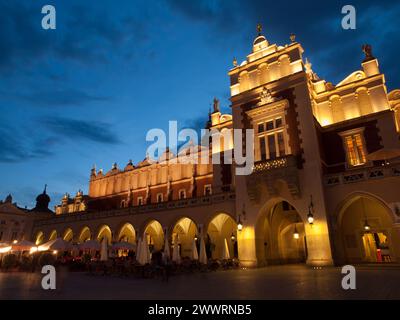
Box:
(62, 228, 74, 242)
(48, 230, 57, 241)
(96, 224, 113, 244)
(143, 219, 164, 252)
(78, 226, 92, 243)
(206, 213, 238, 259)
(335, 192, 399, 264)
(170, 217, 198, 258)
(117, 222, 136, 243)
(35, 231, 45, 245)
(255, 198, 306, 265)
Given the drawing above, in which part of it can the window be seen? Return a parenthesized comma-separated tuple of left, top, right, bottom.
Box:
(157, 193, 163, 203)
(137, 197, 143, 206)
(120, 200, 126, 208)
(340, 129, 367, 167)
(267, 135, 276, 159)
(266, 121, 274, 131)
(257, 116, 287, 161)
(0, 220, 6, 225)
(258, 123, 265, 133)
(204, 185, 212, 196)
(277, 132, 285, 157)
(179, 189, 186, 200)
(0, 231, 3, 241)
(260, 137, 267, 161)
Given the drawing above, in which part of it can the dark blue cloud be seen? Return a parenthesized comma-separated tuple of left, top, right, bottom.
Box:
(42, 117, 122, 145)
(19, 89, 110, 107)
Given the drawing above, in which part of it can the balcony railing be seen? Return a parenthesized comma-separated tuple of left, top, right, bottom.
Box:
(252, 155, 298, 173)
(325, 163, 400, 186)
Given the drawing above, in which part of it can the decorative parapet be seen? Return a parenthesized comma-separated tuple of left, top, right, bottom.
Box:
(247, 155, 300, 202)
(33, 192, 236, 227)
(324, 164, 400, 186)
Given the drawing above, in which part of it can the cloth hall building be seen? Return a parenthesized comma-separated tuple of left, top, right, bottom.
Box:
(3, 27, 400, 267)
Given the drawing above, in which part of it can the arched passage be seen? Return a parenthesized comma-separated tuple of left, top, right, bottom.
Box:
(171, 217, 198, 258)
(144, 220, 164, 252)
(206, 213, 237, 259)
(48, 230, 57, 241)
(78, 226, 91, 243)
(256, 200, 307, 265)
(63, 228, 74, 242)
(118, 223, 136, 243)
(35, 231, 45, 245)
(337, 194, 398, 264)
(97, 225, 112, 244)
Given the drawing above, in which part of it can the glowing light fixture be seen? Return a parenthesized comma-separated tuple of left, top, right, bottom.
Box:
(364, 221, 371, 232)
(0, 246, 12, 254)
(13, 240, 18, 244)
(29, 247, 38, 254)
(194, 235, 198, 242)
(53, 250, 58, 255)
(237, 204, 246, 232)
(237, 219, 243, 232)
(307, 195, 315, 225)
(231, 233, 236, 242)
(293, 224, 300, 239)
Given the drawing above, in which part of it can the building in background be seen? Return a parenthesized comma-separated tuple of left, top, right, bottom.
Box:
(25, 26, 400, 267)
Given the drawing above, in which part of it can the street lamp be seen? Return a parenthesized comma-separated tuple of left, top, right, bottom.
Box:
(307, 195, 315, 225)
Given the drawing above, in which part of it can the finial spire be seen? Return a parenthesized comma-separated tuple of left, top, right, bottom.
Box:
(233, 57, 238, 67)
(257, 23, 262, 35)
(43, 184, 47, 194)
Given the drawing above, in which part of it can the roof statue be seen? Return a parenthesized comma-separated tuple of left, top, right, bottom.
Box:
(257, 23, 262, 35)
(362, 44, 375, 62)
(213, 97, 220, 113)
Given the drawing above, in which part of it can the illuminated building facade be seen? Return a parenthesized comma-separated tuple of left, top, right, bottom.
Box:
(27, 26, 400, 267)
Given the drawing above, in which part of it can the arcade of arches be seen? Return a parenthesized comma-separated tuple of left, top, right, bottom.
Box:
(32, 196, 400, 266)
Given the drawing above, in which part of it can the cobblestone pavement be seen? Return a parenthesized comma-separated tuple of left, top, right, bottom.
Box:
(0, 265, 399, 300)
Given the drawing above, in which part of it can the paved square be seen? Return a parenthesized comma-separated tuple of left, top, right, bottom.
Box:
(0, 265, 399, 300)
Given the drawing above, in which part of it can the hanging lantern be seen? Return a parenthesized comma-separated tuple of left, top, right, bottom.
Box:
(293, 224, 300, 239)
(364, 220, 371, 232)
(237, 218, 243, 232)
(308, 195, 315, 225)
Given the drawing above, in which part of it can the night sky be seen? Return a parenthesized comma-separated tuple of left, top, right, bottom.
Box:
(1, 0, 399, 208)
